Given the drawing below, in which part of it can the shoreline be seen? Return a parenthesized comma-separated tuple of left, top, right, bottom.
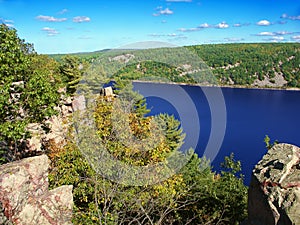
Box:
(132, 80, 300, 92)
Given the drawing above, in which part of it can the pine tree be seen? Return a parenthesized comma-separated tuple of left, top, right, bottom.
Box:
(59, 55, 83, 94)
(155, 114, 185, 151)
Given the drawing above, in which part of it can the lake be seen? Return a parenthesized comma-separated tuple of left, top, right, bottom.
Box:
(133, 82, 300, 184)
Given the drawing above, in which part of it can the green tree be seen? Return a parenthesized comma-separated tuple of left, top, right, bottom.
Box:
(0, 24, 59, 163)
(59, 55, 83, 94)
(24, 54, 60, 121)
(155, 114, 185, 152)
(176, 152, 248, 225)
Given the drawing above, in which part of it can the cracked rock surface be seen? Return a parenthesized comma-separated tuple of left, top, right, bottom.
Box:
(0, 155, 73, 225)
(246, 143, 300, 225)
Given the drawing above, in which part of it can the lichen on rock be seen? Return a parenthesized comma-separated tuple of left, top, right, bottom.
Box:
(0, 155, 73, 225)
(246, 143, 300, 225)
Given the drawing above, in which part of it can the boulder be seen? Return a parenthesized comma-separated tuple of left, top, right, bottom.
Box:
(45, 115, 67, 145)
(72, 95, 86, 111)
(246, 143, 300, 225)
(0, 155, 73, 225)
(100, 86, 115, 97)
(25, 123, 46, 153)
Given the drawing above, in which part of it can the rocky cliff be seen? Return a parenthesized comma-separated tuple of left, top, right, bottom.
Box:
(245, 143, 300, 225)
(0, 155, 73, 225)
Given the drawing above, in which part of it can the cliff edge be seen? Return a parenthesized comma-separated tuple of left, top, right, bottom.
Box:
(244, 143, 300, 225)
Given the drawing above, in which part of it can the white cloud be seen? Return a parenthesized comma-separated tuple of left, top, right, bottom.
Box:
(166, 0, 192, 2)
(181, 22, 214, 30)
(73, 16, 91, 23)
(1, 18, 14, 27)
(5, 23, 14, 27)
(272, 36, 284, 41)
(198, 23, 211, 28)
(264, 36, 284, 42)
(4, 19, 14, 23)
(161, 20, 167, 23)
(42, 27, 59, 36)
(153, 7, 174, 16)
(281, 13, 300, 20)
(275, 31, 292, 35)
(233, 22, 250, 27)
(257, 32, 275, 36)
(160, 8, 174, 15)
(58, 9, 68, 15)
(168, 33, 177, 37)
(215, 22, 229, 29)
(291, 35, 300, 41)
(178, 28, 187, 32)
(256, 31, 293, 36)
(36, 15, 67, 22)
(288, 15, 300, 20)
(256, 20, 271, 26)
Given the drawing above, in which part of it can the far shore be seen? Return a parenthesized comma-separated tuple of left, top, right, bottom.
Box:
(132, 80, 300, 92)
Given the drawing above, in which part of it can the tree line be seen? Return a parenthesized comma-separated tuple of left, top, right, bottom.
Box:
(58, 42, 300, 87)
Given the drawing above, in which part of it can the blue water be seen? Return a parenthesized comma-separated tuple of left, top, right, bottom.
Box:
(133, 82, 300, 184)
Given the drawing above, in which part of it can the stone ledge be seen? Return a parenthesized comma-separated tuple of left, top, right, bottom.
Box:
(0, 155, 73, 225)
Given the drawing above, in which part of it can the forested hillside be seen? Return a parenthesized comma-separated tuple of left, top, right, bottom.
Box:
(187, 43, 300, 87)
(53, 43, 300, 88)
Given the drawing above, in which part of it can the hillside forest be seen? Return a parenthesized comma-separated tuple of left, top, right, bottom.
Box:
(52, 42, 300, 88)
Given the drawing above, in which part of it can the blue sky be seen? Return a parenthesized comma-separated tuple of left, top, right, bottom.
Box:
(1, 0, 300, 54)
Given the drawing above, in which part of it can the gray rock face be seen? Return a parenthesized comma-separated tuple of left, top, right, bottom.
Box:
(72, 95, 86, 112)
(25, 95, 74, 154)
(247, 143, 300, 225)
(0, 155, 73, 225)
(100, 86, 115, 97)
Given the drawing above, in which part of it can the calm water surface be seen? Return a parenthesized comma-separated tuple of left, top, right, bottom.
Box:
(133, 82, 300, 184)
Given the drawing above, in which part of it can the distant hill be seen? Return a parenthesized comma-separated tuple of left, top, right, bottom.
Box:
(49, 49, 112, 61)
(49, 43, 300, 88)
(186, 43, 300, 88)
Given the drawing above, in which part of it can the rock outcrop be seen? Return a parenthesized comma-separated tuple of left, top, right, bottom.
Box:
(246, 143, 300, 225)
(0, 155, 73, 225)
(72, 95, 86, 112)
(25, 95, 73, 155)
